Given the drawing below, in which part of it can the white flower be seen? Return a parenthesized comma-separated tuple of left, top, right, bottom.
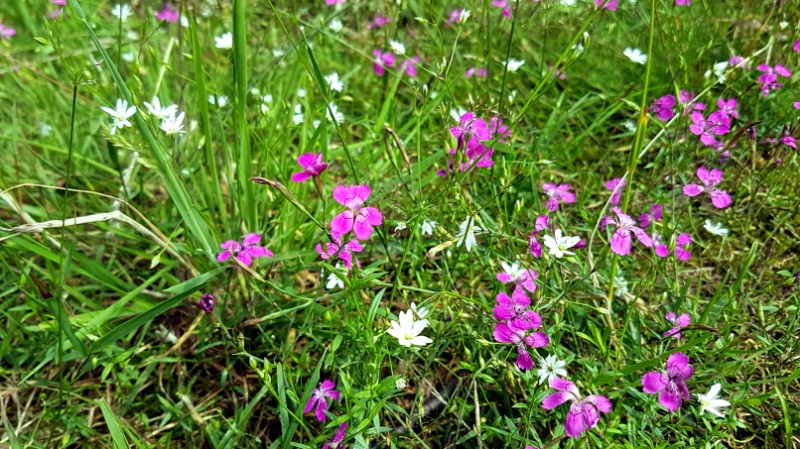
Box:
(704, 60, 728, 84)
(143, 97, 178, 120)
(389, 40, 406, 55)
(697, 384, 731, 418)
(325, 102, 344, 123)
(623, 47, 647, 65)
(259, 94, 273, 114)
(536, 355, 568, 384)
(292, 104, 304, 125)
(542, 229, 580, 258)
(421, 218, 437, 236)
(410, 302, 429, 319)
(328, 18, 343, 33)
(622, 120, 637, 132)
(506, 59, 525, 72)
(561, 0, 576, 5)
(325, 263, 346, 290)
(111, 4, 132, 21)
(160, 111, 185, 136)
(214, 32, 233, 49)
(39, 122, 52, 137)
(500, 261, 526, 281)
(324, 72, 344, 92)
(704, 220, 729, 237)
(272, 48, 285, 58)
(101, 99, 137, 135)
(613, 271, 628, 297)
(395, 221, 407, 232)
(456, 216, 481, 252)
(180, 15, 189, 27)
(395, 377, 407, 389)
(296, 88, 307, 98)
(387, 310, 433, 347)
(121, 52, 135, 63)
(459, 9, 471, 24)
(208, 95, 228, 107)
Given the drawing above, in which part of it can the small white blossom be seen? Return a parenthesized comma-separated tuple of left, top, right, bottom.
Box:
(101, 99, 137, 135)
(697, 384, 731, 418)
(459, 9, 471, 24)
(324, 72, 344, 92)
(328, 18, 343, 33)
(421, 218, 437, 236)
(160, 111, 185, 136)
(296, 88, 307, 98)
(143, 97, 178, 120)
(704, 220, 729, 237)
(704, 61, 728, 84)
(387, 310, 433, 347)
(395, 221, 407, 232)
(395, 377, 407, 389)
(325, 102, 344, 123)
(111, 4, 132, 21)
(214, 32, 233, 49)
(410, 302, 429, 319)
(179, 15, 189, 27)
(325, 263, 346, 290)
(505, 59, 525, 72)
(613, 271, 628, 297)
(500, 261, 526, 281)
(389, 40, 406, 55)
(292, 104, 304, 125)
(121, 52, 135, 63)
(39, 122, 52, 137)
(208, 94, 228, 107)
(536, 355, 568, 384)
(622, 120, 637, 132)
(542, 229, 580, 258)
(623, 47, 648, 65)
(456, 216, 481, 252)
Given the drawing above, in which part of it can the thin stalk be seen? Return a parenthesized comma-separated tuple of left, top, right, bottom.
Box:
(233, 0, 256, 231)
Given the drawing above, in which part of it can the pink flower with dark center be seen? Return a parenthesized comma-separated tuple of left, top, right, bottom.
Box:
(199, 294, 215, 313)
(156, 3, 179, 22)
(489, 116, 511, 141)
(599, 207, 654, 256)
(637, 204, 662, 228)
(372, 49, 395, 76)
(604, 178, 626, 205)
(642, 352, 694, 412)
(528, 215, 549, 258)
(304, 379, 340, 422)
(542, 378, 612, 438)
(493, 319, 549, 370)
(493, 287, 542, 330)
(663, 312, 690, 338)
(595, 0, 617, 10)
(542, 184, 576, 212)
(682, 166, 732, 209)
(679, 90, 706, 115)
(292, 152, 328, 182)
(717, 98, 738, 119)
(451, 112, 491, 142)
(322, 422, 348, 449)
(317, 238, 363, 269)
(217, 233, 274, 266)
(648, 95, 676, 121)
(398, 56, 420, 77)
(496, 261, 537, 293)
(0, 24, 16, 40)
(689, 111, 730, 147)
(330, 184, 383, 241)
(465, 67, 488, 77)
(368, 15, 392, 29)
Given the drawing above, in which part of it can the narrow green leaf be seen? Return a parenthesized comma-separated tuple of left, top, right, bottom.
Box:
(99, 399, 129, 449)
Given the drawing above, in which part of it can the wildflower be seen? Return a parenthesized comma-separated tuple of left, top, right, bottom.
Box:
(717, 98, 738, 119)
(292, 104, 304, 125)
(703, 219, 728, 236)
(756, 64, 791, 97)
(600, 207, 654, 256)
(623, 48, 647, 64)
(642, 352, 694, 412)
(160, 111, 185, 136)
(421, 218, 437, 236)
(292, 152, 328, 182)
(604, 178, 626, 205)
(663, 312, 690, 338)
(492, 0, 512, 18)
(372, 49, 395, 76)
(325, 264, 345, 290)
(456, 216, 481, 252)
(542, 183, 576, 212)
(682, 166, 732, 209)
(496, 261, 537, 293)
(779, 135, 797, 149)
(389, 40, 406, 55)
(493, 319, 549, 370)
(304, 379, 340, 422)
(648, 95, 676, 121)
(217, 233, 273, 266)
(325, 0, 344, 5)
(144, 97, 178, 120)
(39, 122, 52, 137)
(537, 355, 568, 384)
(595, 0, 618, 10)
(330, 184, 383, 241)
(368, 15, 392, 29)
(317, 239, 363, 270)
(199, 294, 215, 313)
(637, 204, 662, 228)
(675, 0, 690, 5)
(548, 64, 566, 80)
(410, 302, 429, 319)
(316, 102, 345, 125)
(451, 112, 491, 144)
(214, 32, 232, 49)
(493, 287, 542, 329)
(101, 99, 137, 135)
(543, 229, 580, 259)
(506, 59, 525, 72)
(673, 233, 692, 260)
(465, 67, 488, 77)
(697, 384, 730, 418)
(528, 215, 549, 258)
(397, 56, 420, 77)
(542, 377, 612, 438)
(387, 310, 433, 347)
(156, 3, 179, 22)
(321, 422, 347, 449)
(679, 90, 706, 114)
(324, 72, 344, 92)
(0, 24, 15, 40)
(111, 4, 132, 21)
(394, 222, 407, 232)
(395, 377, 407, 389)
(704, 60, 729, 83)
(208, 94, 228, 107)
(689, 111, 730, 146)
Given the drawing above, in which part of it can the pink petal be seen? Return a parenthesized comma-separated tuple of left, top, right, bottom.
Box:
(655, 244, 669, 257)
(353, 215, 375, 240)
(330, 210, 354, 239)
(314, 398, 329, 421)
(245, 246, 269, 259)
(546, 198, 559, 212)
(297, 152, 319, 170)
(541, 391, 570, 410)
(515, 347, 533, 370)
(564, 405, 588, 438)
(361, 207, 383, 225)
(304, 395, 318, 414)
(292, 171, 311, 182)
(237, 252, 253, 267)
(658, 387, 683, 412)
(585, 395, 612, 413)
(219, 240, 239, 250)
(641, 372, 668, 394)
(534, 215, 549, 233)
(709, 190, 732, 209)
(492, 322, 516, 344)
(610, 230, 632, 256)
(524, 331, 549, 348)
(242, 233, 261, 246)
(682, 184, 704, 197)
(496, 273, 513, 283)
(216, 250, 232, 262)
(676, 313, 691, 327)
(529, 237, 542, 258)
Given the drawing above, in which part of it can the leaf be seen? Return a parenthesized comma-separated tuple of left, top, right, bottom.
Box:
(99, 399, 129, 449)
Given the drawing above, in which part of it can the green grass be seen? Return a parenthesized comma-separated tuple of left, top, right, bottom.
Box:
(1, 0, 799, 448)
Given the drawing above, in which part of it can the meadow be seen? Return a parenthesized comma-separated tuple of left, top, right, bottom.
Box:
(1, 0, 799, 447)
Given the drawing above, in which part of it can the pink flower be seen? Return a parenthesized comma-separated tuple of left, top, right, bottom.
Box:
(451, 112, 491, 142)
(51, 0, 67, 4)
(330, 184, 383, 241)
(493, 319, 549, 370)
(368, 15, 392, 29)
(675, 0, 690, 5)
(398, 56, 420, 77)
(795, 40, 800, 52)
(493, 287, 542, 330)
(600, 207, 654, 256)
(325, 0, 344, 5)
(663, 312, 690, 338)
(292, 152, 328, 182)
(595, 0, 617, 10)
(489, 116, 511, 141)
(728, 55, 747, 68)
(548, 64, 566, 80)
(445, 9, 463, 27)
(322, 422, 347, 449)
(682, 166, 732, 209)
(156, 3, 179, 22)
(648, 95, 676, 121)
(689, 111, 730, 147)
(794, 102, 800, 109)
(496, 262, 537, 293)
(779, 135, 797, 149)
(48, 8, 63, 19)
(217, 233, 274, 266)
(372, 49, 395, 76)
(604, 178, 626, 205)
(317, 238, 363, 269)
(0, 24, 16, 40)
(642, 352, 694, 412)
(528, 215, 549, 258)
(673, 233, 692, 260)
(756, 64, 791, 97)
(542, 378, 612, 438)
(679, 90, 706, 114)
(492, 0, 512, 18)
(304, 379, 340, 422)
(717, 98, 738, 119)
(465, 67, 488, 78)
(637, 204, 662, 228)
(542, 184, 576, 212)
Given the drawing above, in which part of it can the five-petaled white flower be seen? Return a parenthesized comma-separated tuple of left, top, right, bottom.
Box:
(500, 261, 527, 281)
(387, 310, 433, 347)
(623, 47, 647, 65)
(506, 59, 525, 72)
(421, 218, 438, 236)
(111, 4, 132, 21)
(703, 220, 729, 237)
(537, 355, 568, 384)
(143, 97, 178, 120)
(160, 111, 185, 136)
(394, 221, 407, 232)
(328, 18, 343, 33)
(215, 32, 233, 49)
(542, 229, 580, 258)
(389, 40, 406, 55)
(410, 302, 429, 319)
(697, 384, 731, 418)
(324, 72, 344, 92)
(101, 99, 137, 135)
(456, 216, 481, 252)
(324, 263, 346, 290)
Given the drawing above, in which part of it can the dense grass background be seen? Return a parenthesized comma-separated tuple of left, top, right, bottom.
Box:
(1, 0, 799, 447)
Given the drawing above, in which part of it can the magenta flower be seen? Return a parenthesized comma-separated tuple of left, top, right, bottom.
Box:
(493, 319, 549, 370)
(689, 111, 730, 147)
(604, 178, 626, 205)
(465, 67, 488, 78)
(156, 3, 179, 22)
(372, 49, 395, 76)
(398, 56, 420, 77)
(642, 352, 694, 412)
(595, 0, 618, 10)
(492, 0, 512, 18)
(795, 40, 800, 52)
(528, 215, 549, 258)
(445, 9, 463, 27)
(548, 64, 566, 80)
(493, 287, 542, 329)
(600, 207, 654, 256)
(304, 379, 340, 422)
(0, 24, 16, 40)
(542, 378, 612, 438)
(663, 312, 690, 338)
(675, 0, 690, 5)
(717, 98, 738, 119)
(451, 112, 491, 142)
(199, 294, 215, 313)
(637, 204, 662, 228)
(462, 137, 494, 170)
(542, 184, 576, 212)
(325, 0, 344, 5)
(489, 116, 511, 141)
(330, 184, 383, 241)
(217, 233, 273, 266)
(47, 8, 63, 19)
(317, 238, 363, 269)
(322, 422, 347, 449)
(756, 64, 791, 97)
(682, 167, 732, 209)
(648, 95, 676, 121)
(779, 135, 797, 149)
(368, 15, 392, 29)
(496, 261, 537, 293)
(51, 0, 67, 4)
(728, 55, 747, 68)
(292, 152, 328, 182)
(673, 233, 692, 260)
(679, 90, 706, 114)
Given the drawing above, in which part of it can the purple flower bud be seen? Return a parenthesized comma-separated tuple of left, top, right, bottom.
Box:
(200, 294, 215, 313)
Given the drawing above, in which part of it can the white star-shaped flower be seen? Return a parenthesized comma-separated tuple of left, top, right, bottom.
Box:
(101, 99, 137, 135)
(456, 216, 481, 252)
(111, 4, 132, 21)
(387, 310, 432, 347)
(160, 111, 185, 136)
(506, 59, 525, 72)
(542, 228, 580, 258)
(703, 220, 729, 237)
(215, 32, 233, 49)
(324, 72, 344, 92)
(536, 355, 568, 384)
(143, 97, 178, 120)
(389, 40, 406, 55)
(697, 384, 731, 418)
(421, 218, 438, 236)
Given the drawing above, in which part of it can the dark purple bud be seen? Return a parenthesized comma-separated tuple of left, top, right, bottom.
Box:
(794, 270, 800, 280)
(445, 314, 452, 322)
(200, 294, 215, 313)
(747, 126, 756, 142)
